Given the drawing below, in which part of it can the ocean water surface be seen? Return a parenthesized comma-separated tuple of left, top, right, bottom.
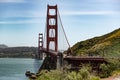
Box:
(0, 58, 42, 80)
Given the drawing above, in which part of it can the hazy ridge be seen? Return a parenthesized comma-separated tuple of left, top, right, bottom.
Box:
(0, 46, 37, 58)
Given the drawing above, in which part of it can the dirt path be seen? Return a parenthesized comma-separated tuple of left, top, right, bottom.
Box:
(101, 76, 120, 80)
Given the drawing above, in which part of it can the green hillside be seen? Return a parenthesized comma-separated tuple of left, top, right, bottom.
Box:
(70, 28, 120, 57)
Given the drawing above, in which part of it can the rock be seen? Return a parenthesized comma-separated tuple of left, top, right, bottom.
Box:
(25, 71, 31, 77)
(30, 73, 37, 79)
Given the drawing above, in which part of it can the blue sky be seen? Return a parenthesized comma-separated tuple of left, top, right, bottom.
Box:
(0, 0, 120, 47)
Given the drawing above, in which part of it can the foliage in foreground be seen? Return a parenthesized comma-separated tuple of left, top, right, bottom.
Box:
(35, 58, 120, 80)
(36, 66, 100, 80)
(100, 59, 120, 78)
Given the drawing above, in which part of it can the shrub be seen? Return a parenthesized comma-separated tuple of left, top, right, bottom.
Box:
(90, 76, 100, 80)
(36, 66, 100, 80)
(100, 59, 120, 78)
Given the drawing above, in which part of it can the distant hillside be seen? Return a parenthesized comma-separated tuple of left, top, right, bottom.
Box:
(0, 44, 8, 48)
(0, 47, 37, 58)
(70, 28, 120, 57)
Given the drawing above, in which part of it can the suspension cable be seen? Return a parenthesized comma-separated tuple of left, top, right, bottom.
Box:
(57, 10, 71, 49)
(43, 14, 47, 49)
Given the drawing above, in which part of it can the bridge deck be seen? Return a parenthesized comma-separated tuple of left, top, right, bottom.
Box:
(64, 56, 105, 61)
(63, 56, 106, 71)
(42, 49, 105, 62)
(39, 49, 106, 71)
(42, 49, 58, 57)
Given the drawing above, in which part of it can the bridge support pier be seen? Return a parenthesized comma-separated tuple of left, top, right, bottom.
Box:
(39, 52, 63, 71)
(57, 53, 63, 69)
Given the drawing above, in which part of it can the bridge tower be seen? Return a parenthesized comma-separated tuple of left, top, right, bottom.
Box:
(46, 5, 58, 52)
(38, 5, 63, 70)
(38, 33, 43, 60)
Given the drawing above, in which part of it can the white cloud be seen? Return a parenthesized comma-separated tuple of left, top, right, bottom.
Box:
(61, 11, 120, 16)
(0, 11, 45, 18)
(1, 10, 120, 18)
(0, 0, 26, 3)
(0, 19, 41, 24)
(1, 10, 120, 22)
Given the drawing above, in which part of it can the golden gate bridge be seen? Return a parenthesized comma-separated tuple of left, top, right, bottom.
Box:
(37, 5, 106, 72)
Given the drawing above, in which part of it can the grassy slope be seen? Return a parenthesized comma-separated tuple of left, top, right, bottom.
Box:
(70, 28, 120, 57)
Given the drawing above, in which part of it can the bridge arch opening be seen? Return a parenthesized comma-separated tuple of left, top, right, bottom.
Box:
(49, 29, 55, 37)
(49, 41, 55, 50)
(49, 18, 56, 25)
(49, 9, 56, 15)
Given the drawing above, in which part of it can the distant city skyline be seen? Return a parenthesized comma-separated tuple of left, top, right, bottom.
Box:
(0, 0, 120, 47)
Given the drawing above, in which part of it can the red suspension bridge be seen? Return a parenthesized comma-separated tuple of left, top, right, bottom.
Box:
(37, 5, 106, 71)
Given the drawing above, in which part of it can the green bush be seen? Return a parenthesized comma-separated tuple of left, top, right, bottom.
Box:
(100, 63, 110, 78)
(90, 76, 100, 80)
(111, 70, 120, 77)
(100, 59, 120, 78)
(36, 66, 100, 80)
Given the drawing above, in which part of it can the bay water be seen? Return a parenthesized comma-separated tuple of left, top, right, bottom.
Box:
(0, 58, 42, 80)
